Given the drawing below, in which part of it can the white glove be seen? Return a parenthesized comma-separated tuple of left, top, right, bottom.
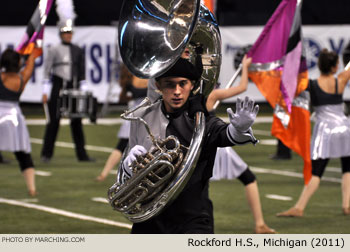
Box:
(227, 96, 259, 145)
(122, 145, 148, 176)
(79, 80, 89, 92)
(42, 79, 52, 96)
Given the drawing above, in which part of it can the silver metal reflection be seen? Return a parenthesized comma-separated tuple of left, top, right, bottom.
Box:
(118, 0, 201, 78)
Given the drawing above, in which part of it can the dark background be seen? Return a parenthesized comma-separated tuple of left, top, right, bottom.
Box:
(1, 0, 349, 26)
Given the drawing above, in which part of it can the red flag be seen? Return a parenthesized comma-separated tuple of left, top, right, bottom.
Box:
(247, 0, 312, 184)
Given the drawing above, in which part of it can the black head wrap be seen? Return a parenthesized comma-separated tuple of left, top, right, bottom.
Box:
(155, 57, 201, 82)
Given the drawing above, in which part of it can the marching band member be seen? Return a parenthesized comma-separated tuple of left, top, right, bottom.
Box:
(277, 49, 350, 217)
(0, 48, 37, 196)
(40, 21, 94, 163)
(121, 57, 259, 233)
(207, 55, 276, 234)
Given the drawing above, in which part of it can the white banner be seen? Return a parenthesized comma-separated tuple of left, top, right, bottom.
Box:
(0, 26, 120, 103)
(0, 25, 349, 103)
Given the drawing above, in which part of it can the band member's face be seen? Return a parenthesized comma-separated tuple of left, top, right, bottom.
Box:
(60, 32, 73, 43)
(157, 77, 193, 112)
(181, 48, 190, 59)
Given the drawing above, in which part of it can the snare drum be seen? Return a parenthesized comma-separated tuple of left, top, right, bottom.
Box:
(58, 89, 97, 122)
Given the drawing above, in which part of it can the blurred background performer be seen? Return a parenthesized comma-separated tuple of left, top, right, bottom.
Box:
(270, 140, 292, 160)
(0, 48, 37, 196)
(41, 0, 94, 163)
(96, 64, 148, 181)
(277, 49, 350, 217)
(207, 55, 275, 234)
(0, 0, 53, 196)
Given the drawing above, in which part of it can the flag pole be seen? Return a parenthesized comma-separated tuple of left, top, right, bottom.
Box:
(345, 61, 350, 71)
(212, 64, 243, 110)
(43, 103, 50, 124)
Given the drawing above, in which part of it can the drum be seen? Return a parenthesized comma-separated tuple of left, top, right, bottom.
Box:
(58, 89, 97, 122)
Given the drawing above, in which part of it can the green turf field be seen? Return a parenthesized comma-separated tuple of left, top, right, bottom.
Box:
(0, 107, 348, 234)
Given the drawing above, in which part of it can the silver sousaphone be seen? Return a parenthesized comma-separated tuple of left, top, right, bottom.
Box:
(108, 0, 221, 223)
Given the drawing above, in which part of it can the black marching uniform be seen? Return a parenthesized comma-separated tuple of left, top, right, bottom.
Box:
(127, 100, 235, 233)
(41, 41, 91, 161)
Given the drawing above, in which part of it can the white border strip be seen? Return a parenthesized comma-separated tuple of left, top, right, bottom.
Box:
(91, 197, 109, 204)
(251, 166, 342, 183)
(265, 194, 293, 201)
(35, 170, 52, 177)
(30, 138, 114, 153)
(0, 197, 132, 229)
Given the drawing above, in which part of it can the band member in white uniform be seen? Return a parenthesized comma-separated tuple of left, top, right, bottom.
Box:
(41, 22, 94, 163)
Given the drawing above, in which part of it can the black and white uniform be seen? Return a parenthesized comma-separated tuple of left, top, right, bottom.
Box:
(0, 74, 34, 170)
(41, 41, 90, 160)
(147, 81, 254, 184)
(121, 99, 238, 233)
(308, 79, 350, 177)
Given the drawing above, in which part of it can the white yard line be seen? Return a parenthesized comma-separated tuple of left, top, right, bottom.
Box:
(0, 197, 132, 229)
(30, 138, 341, 182)
(259, 139, 277, 145)
(91, 197, 109, 204)
(26, 118, 124, 126)
(19, 198, 39, 203)
(30, 138, 114, 153)
(251, 166, 342, 183)
(327, 167, 341, 173)
(265, 194, 293, 201)
(35, 170, 52, 177)
(26, 116, 273, 125)
(253, 129, 271, 136)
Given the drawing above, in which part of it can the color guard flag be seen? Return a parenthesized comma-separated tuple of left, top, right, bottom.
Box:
(247, 0, 312, 184)
(16, 0, 54, 58)
(203, 0, 217, 14)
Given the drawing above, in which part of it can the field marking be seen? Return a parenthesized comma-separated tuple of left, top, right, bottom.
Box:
(29, 138, 342, 182)
(30, 138, 114, 153)
(265, 194, 293, 201)
(253, 129, 271, 136)
(327, 167, 341, 173)
(19, 198, 39, 203)
(259, 139, 277, 145)
(0, 197, 132, 230)
(251, 166, 342, 183)
(92, 197, 109, 204)
(26, 118, 124, 126)
(35, 170, 52, 177)
(26, 116, 273, 126)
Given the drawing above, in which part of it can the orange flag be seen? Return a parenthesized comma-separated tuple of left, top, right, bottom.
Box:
(203, 0, 216, 14)
(247, 0, 312, 184)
